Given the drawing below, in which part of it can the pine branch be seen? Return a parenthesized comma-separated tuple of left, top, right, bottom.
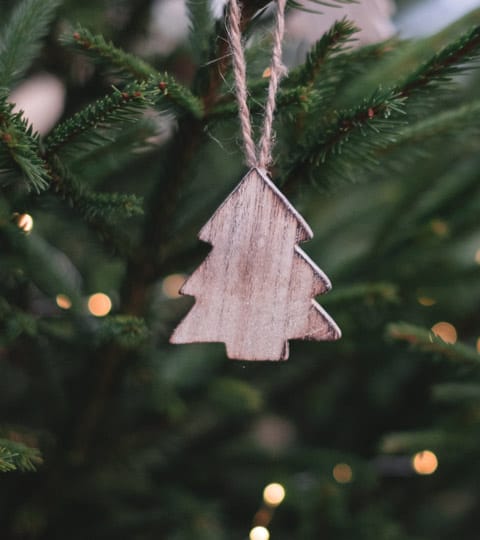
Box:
(432, 383, 480, 402)
(152, 73, 204, 118)
(96, 315, 149, 348)
(0, 438, 42, 472)
(46, 156, 139, 256)
(322, 282, 399, 306)
(186, 0, 213, 65)
(62, 29, 204, 118)
(0, 0, 61, 91)
(383, 99, 480, 149)
(388, 322, 480, 365)
(0, 297, 38, 343)
(289, 18, 358, 87)
(62, 26, 157, 81)
(282, 88, 406, 187)
(44, 85, 151, 157)
(81, 192, 143, 223)
(398, 26, 480, 98)
(0, 98, 50, 192)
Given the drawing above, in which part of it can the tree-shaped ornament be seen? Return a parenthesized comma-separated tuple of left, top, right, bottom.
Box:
(170, 167, 341, 360)
(170, 0, 341, 360)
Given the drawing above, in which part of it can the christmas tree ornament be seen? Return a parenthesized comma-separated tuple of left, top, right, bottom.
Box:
(170, 0, 341, 360)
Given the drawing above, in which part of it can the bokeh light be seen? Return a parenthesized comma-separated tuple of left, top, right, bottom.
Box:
(475, 249, 480, 265)
(431, 322, 457, 344)
(56, 294, 72, 310)
(88, 293, 112, 317)
(430, 219, 449, 237)
(15, 213, 34, 233)
(418, 296, 436, 306)
(477, 337, 480, 354)
(263, 483, 286, 506)
(412, 450, 438, 475)
(249, 526, 270, 540)
(333, 463, 353, 483)
(162, 273, 186, 299)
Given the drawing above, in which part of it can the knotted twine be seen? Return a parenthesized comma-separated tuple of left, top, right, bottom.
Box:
(227, 0, 287, 169)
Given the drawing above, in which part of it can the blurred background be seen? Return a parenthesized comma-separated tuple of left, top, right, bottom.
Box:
(2, 0, 480, 539)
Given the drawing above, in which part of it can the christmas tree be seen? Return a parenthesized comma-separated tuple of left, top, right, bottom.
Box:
(2, 0, 480, 538)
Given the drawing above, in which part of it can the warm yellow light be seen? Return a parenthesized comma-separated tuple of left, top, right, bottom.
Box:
(412, 450, 438, 475)
(249, 526, 270, 540)
(262, 67, 272, 78)
(263, 482, 286, 506)
(15, 213, 34, 233)
(332, 463, 353, 484)
(56, 294, 72, 310)
(475, 249, 480, 265)
(477, 337, 480, 354)
(88, 293, 112, 317)
(418, 296, 436, 307)
(431, 219, 448, 237)
(431, 322, 457, 344)
(161, 273, 186, 299)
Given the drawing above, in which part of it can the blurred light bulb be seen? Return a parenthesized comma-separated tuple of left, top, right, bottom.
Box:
(412, 450, 438, 475)
(162, 273, 186, 299)
(88, 293, 112, 317)
(476, 337, 480, 354)
(263, 483, 286, 506)
(249, 526, 270, 540)
(475, 249, 480, 265)
(431, 219, 448, 237)
(332, 463, 353, 484)
(56, 294, 72, 310)
(418, 296, 436, 307)
(14, 213, 33, 233)
(431, 322, 457, 344)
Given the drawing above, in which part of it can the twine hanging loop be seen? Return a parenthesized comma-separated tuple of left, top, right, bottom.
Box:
(227, 0, 287, 170)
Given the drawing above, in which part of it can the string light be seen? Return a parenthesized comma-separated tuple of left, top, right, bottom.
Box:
(14, 213, 34, 234)
(475, 249, 480, 265)
(430, 219, 448, 237)
(263, 483, 285, 506)
(249, 526, 270, 540)
(332, 463, 353, 484)
(431, 322, 457, 344)
(161, 273, 186, 299)
(56, 294, 72, 310)
(418, 296, 436, 307)
(87, 293, 112, 317)
(412, 450, 438, 475)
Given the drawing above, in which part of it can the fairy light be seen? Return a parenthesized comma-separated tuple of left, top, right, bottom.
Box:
(412, 450, 438, 475)
(430, 219, 448, 237)
(249, 526, 270, 540)
(161, 273, 186, 299)
(87, 293, 112, 317)
(418, 296, 436, 307)
(56, 294, 72, 310)
(431, 322, 457, 344)
(15, 213, 34, 234)
(263, 483, 286, 507)
(475, 249, 480, 265)
(332, 463, 353, 484)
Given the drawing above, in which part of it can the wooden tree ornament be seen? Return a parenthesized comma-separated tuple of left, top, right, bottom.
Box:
(170, 167, 341, 360)
(170, 0, 341, 360)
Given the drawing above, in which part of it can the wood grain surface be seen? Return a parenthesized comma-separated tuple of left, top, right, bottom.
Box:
(170, 167, 341, 360)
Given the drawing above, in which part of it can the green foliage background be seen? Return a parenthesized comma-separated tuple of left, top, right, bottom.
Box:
(2, 0, 480, 538)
